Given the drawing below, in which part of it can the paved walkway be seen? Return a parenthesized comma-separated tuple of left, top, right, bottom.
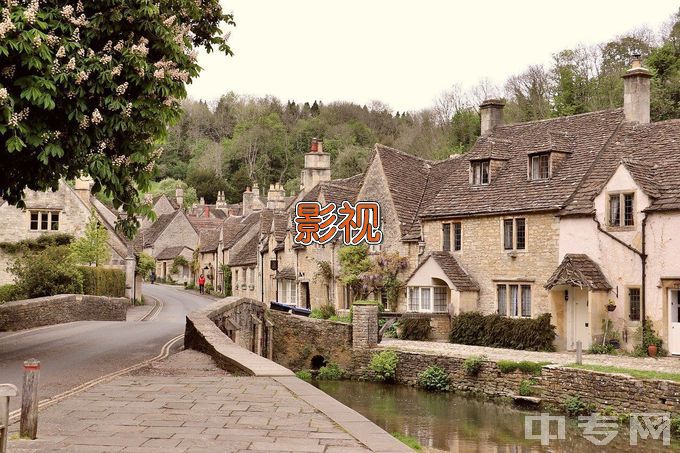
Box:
(9, 351, 409, 452)
(380, 339, 680, 373)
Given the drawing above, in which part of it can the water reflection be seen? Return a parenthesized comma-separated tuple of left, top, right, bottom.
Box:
(315, 380, 677, 452)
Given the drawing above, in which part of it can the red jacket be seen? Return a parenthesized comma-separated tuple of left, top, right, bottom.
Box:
(198, 276, 206, 285)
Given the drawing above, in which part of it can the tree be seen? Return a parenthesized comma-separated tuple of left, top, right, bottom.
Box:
(149, 178, 197, 208)
(0, 0, 234, 238)
(361, 252, 409, 311)
(70, 211, 111, 266)
(338, 245, 372, 300)
(136, 252, 155, 280)
(186, 168, 229, 204)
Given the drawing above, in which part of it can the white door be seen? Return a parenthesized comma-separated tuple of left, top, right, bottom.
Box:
(568, 288, 591, 350)
(670, 290, 680, 356)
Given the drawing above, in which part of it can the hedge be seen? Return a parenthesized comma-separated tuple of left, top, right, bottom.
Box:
(78, 267, 126, 297)
(0, 284, 21, 303)
(449, 312, 556, 351)
(399, 314, 432, 341)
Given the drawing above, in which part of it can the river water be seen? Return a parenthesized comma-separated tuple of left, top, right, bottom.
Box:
(315, 380, 677, 452)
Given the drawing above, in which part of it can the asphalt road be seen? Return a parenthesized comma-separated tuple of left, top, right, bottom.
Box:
(0, 284, 211, 412)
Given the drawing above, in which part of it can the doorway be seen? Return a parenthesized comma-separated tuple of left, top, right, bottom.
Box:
(567, 288, 591, 350)
(669, 289, 680, 355)
(300, 282, 311, 309)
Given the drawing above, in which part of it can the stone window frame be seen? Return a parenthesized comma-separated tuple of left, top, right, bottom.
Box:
(496, 282, 532, 318)
(441, 221, 462, 252)
(407, 286, 448, 314)
(606, 191, 636, 231)
(29, 210, 60, 232)
(470, 160, 490, 186)
(501, 217, 527, 252)
(627, 286, 642, 322)
(528, 152, 551, 181)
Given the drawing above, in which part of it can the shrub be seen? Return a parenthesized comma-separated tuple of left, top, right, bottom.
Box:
(497, 360, 549, 375)
(10, 246, 83, 298)
(391, 432, 422, 451)
(186, 281, 196, 290)
(0, 233, 73, 254)
(672, 416, 680, 438)
(295, 370, 312, 381)
(449, 312, 556, 351)
(136, 253, 156, 280)
(519, 379, 535, 396)
(563, 396, 591, 416)
(462, 355, 485, 376)
(329, 314, 352, 323)
(310, 309, 324, 319)
(317, 363, 344, 380)
(399, 315, 432, 341)
(633, 319, 668, 357)
(369, 350, 399, 382)
(319, 304, 337, 319)
(0, 284, 21, 303)
(78, 267, 125, 297)
(205, 283, 214, 294)
(417, 365, 451, 392)
(589, 343, 615, 355)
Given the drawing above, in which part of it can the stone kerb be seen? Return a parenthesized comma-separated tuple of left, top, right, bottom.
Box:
(352, 303, 379, 349)
(184, 296, 294, 377)
(0, 294, 127, 331)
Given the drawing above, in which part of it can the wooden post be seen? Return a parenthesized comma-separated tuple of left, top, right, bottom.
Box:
(20, 359, 40, 440)
(0, 384, 18, 453)
(575, 341, 583, 365)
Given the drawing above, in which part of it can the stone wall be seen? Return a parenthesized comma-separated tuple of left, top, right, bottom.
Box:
(350, 348, 680, 415)
(268, 310, 353, 370)
(0, 294, 128, 331)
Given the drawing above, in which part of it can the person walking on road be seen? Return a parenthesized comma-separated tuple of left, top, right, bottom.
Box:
(198, 274, 206, 294)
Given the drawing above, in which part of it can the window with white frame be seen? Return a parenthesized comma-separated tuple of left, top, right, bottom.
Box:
(249, 267, 255, 286)
(497, 283, 531, 317)
(530, 153, 550, 180)
(407, 286, 448, 313)
(471, 160, 490, 185)
(608, 193, 635, 227)
(29, 210, 60, 231)
(503, 218, 526, 251)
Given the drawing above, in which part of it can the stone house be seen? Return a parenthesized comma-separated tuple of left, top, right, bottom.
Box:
(155, 245, 194, 284)
(135, 209, 199, 263)
(0, 178, 137, 299)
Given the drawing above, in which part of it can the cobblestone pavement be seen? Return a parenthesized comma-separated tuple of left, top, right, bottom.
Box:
(8, 351, 381, 452)
(380, 339, 680, 373)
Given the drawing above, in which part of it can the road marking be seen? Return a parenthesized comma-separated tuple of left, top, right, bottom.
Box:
(7, 334, 184, 424)
(138, 295, 163, 322)
(0, 323, 81, 343)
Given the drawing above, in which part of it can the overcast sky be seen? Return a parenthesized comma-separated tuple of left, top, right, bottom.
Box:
(187, 1, 679, 112)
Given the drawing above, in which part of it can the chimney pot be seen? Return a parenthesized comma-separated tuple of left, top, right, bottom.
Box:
(310, 138, 319, 153)
(479, 99, 505, 136)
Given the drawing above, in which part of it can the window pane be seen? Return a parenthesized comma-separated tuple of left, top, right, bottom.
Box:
(521, 285, 532, 317)
(40, 212, 48, 230)
(481, 161, 489, 184)
(290, 281, 297, 306)
(510, 285, 519, 317)
(540, 154, 550, 179)
(30, 212, 39, 230)
(434, 287, 447, 312)
(473, 163, 481, 185)
(420, 288, 431, 311)
(531, 156, 540, 180)
(497, 285, 507, 316)
(515, 218, 526, 250)
(629, 288, 640, 321)
(442, 223, 451, 252)
(454, 223, 462, 251)
(609, 195, 620, 226)
(408, 288, 419, 312)
(51, 212, 59, 230)
(624, 194, 634, 226)
(503, 220, 514, 250)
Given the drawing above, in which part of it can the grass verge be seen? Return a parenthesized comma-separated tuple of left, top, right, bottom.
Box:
(567, 363, 680, 382)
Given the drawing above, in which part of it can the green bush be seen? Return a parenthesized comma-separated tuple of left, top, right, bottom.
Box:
(317, 363, 344, 380)
(295, 370, 312, 381)
(0, 233, 73, 254)
(449, 312, 556, 351)
(186, 281, 196, 290)
(563, 396, 592, 416)
(496, 360, 548, 375)
(633, 319, 668, 357)
(519, 379, 535, 396)
(392, 432, 422, 451)
(672, 416, 680, 438)
(369, 350, 399, 382)
(310, 309, 325, 319)
(399, 315, 432, 341)
(462, 355, 485, 376)
(0, 284, 22, 303)
(417, 365, 451, 392)
(10, 246, 83, 298)
(78, 267, 125, 297)
(329, 314, 352, 323)
(310, 305, 337, 320)
(589, 343, 615, 355)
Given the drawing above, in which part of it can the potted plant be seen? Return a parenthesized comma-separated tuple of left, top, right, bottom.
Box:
(648, 343, 658, 357)
(606, 300, 617, 312)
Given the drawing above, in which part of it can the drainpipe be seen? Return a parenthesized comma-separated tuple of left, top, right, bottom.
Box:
(593, 213, 648, 344)
(275, 250, 280, 302)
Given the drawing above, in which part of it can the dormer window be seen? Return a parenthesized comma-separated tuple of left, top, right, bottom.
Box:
(472, 160, 490, 185)
(608, 192, 635, 227)
(530, 153, 550, 180)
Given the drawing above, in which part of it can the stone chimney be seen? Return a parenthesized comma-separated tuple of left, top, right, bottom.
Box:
(480, 99, 505, 136)
(622, 54, 652, 124)
(267, 183, 286, 210)
(175, 186, 184, 208)
(251, 184, 263, 212)
(74, 175, 94, 207)
(301, 138, 331, 194)
(199, 196, 205, 205)
(216, 191, 227, 209)
(242, 186, 253, 216)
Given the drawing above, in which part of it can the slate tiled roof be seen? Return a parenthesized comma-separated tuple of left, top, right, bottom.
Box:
(199, 229, 220, 253)
(422, 109, 625, 219)
(545, 254, 611, 290)
(229, 234, 258, 266)
(224, 212, 261, 251)
(156, 245, 192, 261)
(408, 251, 479, 292)
(562, 119, 680, 215)
(301, 174, 364, 205)
(273, 212, 289, 243)
(188, 216, 224, 232)
(137, 211, 178, 247)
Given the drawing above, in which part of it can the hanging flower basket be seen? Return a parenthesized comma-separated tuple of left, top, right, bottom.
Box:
(606, 304, 616, 312)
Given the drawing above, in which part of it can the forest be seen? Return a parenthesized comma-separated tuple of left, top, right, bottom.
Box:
(153, 9, 680, 205)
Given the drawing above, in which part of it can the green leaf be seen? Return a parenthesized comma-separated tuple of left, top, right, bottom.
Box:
(7, 136, 26, 153)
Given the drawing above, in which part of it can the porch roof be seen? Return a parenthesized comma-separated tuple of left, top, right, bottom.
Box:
(408, 252, 479, 292)
(545, 254, 611, 290)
